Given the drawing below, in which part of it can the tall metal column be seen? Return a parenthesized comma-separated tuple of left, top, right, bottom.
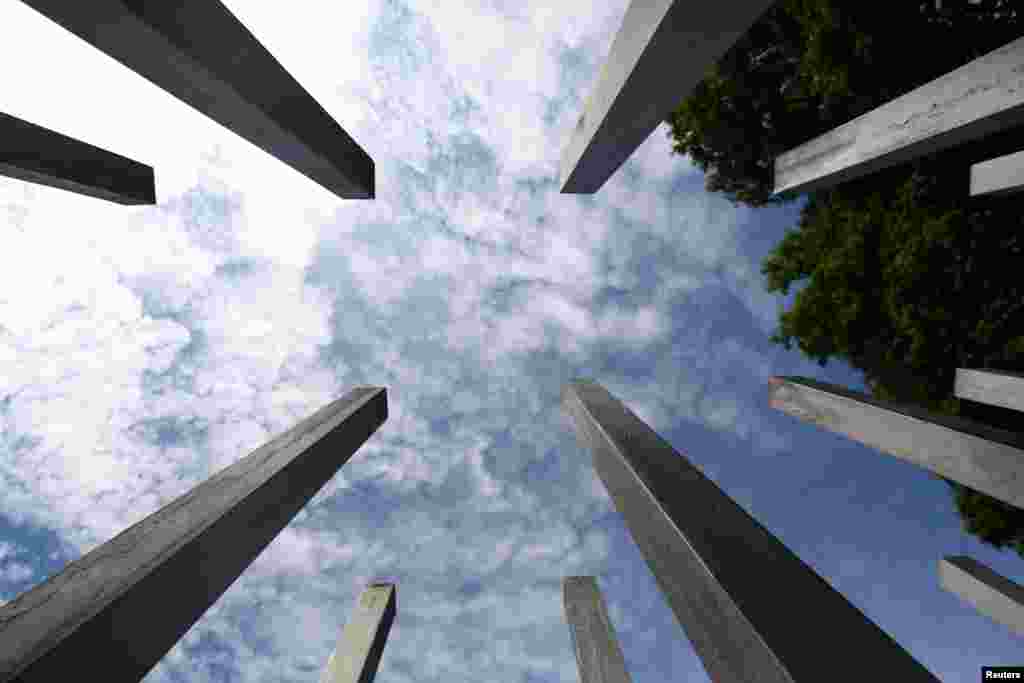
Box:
(939, 556, 1024, 637)
(20, 0, 374, 200)
(954, 368, 1024, 414)
(0, 387, 387, 682)
(970, 149, 1024, 197)
(562, 576, 633, 683)
(562, 380, 940, 682)
(1, 111, 155, 205)
(773, 37, 1024, 196)
(558, 0, 773, 194)
(320, 582, 396, 683)
(769, 375, 1024, 510)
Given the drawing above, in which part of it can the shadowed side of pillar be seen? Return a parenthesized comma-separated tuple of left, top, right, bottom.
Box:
(940, 556, 1024, 637)
(0, 111, 155, 205)
(559, 0, 774, 194)
(773, 37, 1024, 196)
(562, 380, 940, 682)
(320, 582, 396, 683)
(954, 368, 1024, 414)
(971, 149, 1024, 197)
(20, 0, 374, 200)
(0, 387, 387, 683)
(769, 375, 1024, 511)
(562, 576, 633, 683)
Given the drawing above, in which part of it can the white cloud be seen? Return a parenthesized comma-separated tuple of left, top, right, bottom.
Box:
(0, 561, 33, 584)
(0, 0, 820, 681)
(0, 541, 34, 585)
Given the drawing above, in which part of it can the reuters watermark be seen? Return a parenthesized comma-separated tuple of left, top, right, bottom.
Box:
(984, 667, 1024, 680)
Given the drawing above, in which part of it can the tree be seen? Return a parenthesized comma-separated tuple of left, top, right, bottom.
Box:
(762, 162, 1024, 558)
(763, 166, 964, 410)
(668, 0, 1024, 557)
(664, 0, 1023, 208)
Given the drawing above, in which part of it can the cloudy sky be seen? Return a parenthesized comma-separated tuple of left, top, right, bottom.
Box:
(1, 1, 1021, 680)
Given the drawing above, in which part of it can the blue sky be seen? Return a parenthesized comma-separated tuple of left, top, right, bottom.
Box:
(0, 0, 1021, 680)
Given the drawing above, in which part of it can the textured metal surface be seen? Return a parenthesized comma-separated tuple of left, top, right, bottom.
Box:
(955, 368, 1024, 413)
(774, 37, 1024, 196)
(20, 0, 374, 199)
(769, 376, 1024, 510)
(562, 577, 633, 683)
(563, 380, 940, 682)
(0, 388, 387, 682)
(939, 556, 1024, 637)
(0, 111, 154, 205)
(559, 0, 773, 194)
(970, 149, 1024, 197)
(320, 583, 396, 683)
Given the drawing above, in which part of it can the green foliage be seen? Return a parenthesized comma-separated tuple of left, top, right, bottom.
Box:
(934, 474, 1024, 557)
(668, 0, 1024, 558)
(665, 0, 1022, 209)
(664, 0, 811, 207)
(765, 169, 956, 393)
(761, 161, 1024, 557)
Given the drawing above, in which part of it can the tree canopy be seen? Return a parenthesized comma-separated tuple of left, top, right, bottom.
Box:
(665, 0, 1024, 557)
(761, 133, 1024, 559)
(665, 0, 1023, 207)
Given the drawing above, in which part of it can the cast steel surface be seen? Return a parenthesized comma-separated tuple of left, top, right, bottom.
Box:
(563, 380, 940, 682)
(0, 387, 387, 682)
